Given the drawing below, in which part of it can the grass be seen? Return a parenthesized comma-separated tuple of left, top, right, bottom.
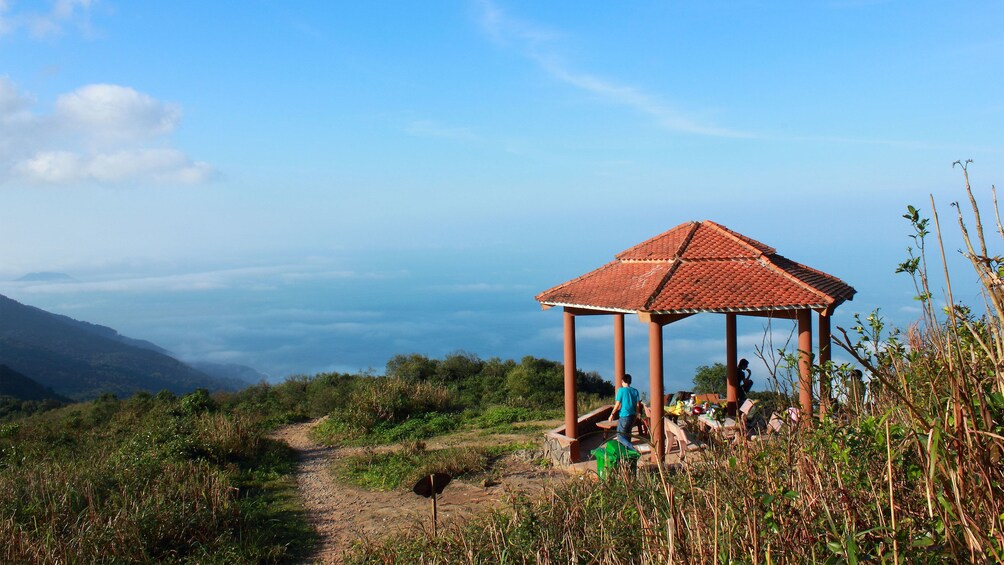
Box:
(332, 441, 537, 492)
(0, 393, 314, 564)
(312, 404, 562, 448)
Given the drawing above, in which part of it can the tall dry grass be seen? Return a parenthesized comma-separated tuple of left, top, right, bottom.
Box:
(0, 393, 308, 563)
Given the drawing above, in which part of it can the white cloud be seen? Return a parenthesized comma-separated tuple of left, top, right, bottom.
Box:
(0, 76, 33, 119)
(55, 84, 181, 143)
(476, 0, 750, 138)
(0, 77, 215, 186)
(15, 148, 214, 184)
(53, 0, 93, 19)
(0, 0, 95, 38)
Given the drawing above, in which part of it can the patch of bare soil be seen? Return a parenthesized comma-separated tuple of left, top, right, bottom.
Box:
(269, 418, 560, 564)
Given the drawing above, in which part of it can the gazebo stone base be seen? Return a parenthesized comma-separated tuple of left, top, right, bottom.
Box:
(543, 405, 615, 465)
(543, 433, 577, 466)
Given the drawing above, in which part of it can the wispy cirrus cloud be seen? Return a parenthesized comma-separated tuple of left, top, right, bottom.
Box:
(475, 0, 752, 139)
(0, 77, 216, 186)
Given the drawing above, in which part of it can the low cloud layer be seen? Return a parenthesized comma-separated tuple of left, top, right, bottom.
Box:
(0, 77, 214, 186)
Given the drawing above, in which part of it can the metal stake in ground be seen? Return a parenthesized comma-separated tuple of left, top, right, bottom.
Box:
(411, 472, 452, 536)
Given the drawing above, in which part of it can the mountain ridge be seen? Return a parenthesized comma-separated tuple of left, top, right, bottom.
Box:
(0, 293, 247, 400)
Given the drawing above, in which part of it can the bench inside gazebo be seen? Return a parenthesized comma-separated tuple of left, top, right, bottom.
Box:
(536, 220, 856, 465)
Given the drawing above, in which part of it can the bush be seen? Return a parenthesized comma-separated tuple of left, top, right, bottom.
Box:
(343, 377, 453, 433)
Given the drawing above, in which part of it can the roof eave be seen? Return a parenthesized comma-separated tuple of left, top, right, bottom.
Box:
(539, 301, 840, 315)
(538, 301, 639, 314)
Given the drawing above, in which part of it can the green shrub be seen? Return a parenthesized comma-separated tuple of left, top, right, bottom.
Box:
(478, 405, 533, 427)
(180, 388, 216, 415)
(343, 377, 453, 433)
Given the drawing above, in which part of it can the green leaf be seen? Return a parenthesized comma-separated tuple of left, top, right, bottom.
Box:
(845, 534, 859, 564)
(927, 427, 940, 486)
(911, 535, 935, 548)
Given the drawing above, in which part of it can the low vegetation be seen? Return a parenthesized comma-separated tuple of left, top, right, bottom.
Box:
(0, 353, 594, 562)
(309, 355, 608, 448)
(0, 390, 313, 563)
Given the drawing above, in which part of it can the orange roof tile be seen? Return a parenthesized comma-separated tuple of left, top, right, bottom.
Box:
(536, 221, 855, 314)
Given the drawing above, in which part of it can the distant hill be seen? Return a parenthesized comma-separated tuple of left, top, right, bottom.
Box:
(0, 293, 246, 400)
(14, 272, 78, 283)
(51, 314, 170, 355)
(0, 364, 69, 402)
(189, 361, 269, 384)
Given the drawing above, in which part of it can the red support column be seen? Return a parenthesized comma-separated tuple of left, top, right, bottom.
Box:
(563, 310, 580, 462)
(797, 309, 813, 421)
(648, 321, 665, 463)
(614, 313, 625, 390)
(726, 313, 739, 417)
(818, 311, 832, 418)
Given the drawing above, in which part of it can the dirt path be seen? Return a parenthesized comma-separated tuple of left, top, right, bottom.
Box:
(269, 419, 557, 564)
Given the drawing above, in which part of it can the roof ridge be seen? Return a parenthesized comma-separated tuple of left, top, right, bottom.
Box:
(758, 255, 833, 304)
(615, 221, 697, 260)
(676, 221, 700, 259)
(702, 220, 772, 258)
(644, 259, 683, 310)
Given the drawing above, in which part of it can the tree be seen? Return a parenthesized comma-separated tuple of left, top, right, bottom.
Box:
(385, 353, 439, 382)
(692, 363, 726, 395)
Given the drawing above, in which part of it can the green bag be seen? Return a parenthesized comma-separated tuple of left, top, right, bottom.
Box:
(591, 439, 641, 479)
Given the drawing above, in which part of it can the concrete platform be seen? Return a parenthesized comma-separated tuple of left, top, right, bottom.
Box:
(562, 434, 686, 478)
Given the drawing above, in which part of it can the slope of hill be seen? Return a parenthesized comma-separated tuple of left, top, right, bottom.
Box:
(0, 294, 244, 400)
(0, 364, 68, 402)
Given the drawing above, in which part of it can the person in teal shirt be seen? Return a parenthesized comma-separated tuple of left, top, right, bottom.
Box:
(607, 373, 640, 450)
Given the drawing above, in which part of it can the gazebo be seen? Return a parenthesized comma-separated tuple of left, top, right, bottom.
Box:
(535, 220, 856, 463)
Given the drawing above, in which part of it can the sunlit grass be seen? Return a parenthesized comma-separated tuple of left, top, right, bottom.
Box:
(332, 441, 536, 492)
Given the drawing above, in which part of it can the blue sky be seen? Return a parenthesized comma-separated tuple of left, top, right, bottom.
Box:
(1, 1, 1002, 392)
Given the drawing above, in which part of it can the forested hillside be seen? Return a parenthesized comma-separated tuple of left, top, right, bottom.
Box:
(0, 294, 245, 399)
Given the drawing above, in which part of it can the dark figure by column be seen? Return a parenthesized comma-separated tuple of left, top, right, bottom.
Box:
(737, 358, 754, 404)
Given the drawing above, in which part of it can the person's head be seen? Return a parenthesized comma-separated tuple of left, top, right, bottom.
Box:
(622, 373, 632, 386)
(738, 358, 749, 370)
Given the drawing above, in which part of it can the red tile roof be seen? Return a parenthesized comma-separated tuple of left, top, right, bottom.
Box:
(536, 221, 855, 314)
